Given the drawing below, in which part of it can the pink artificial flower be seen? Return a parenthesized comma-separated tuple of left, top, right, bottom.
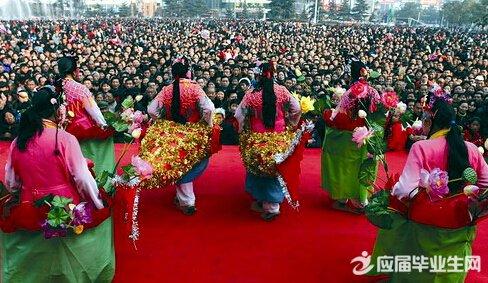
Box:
(131, 155, 153, 180)
(381, 91, 399, 109)
(352, 126, 374, 148)
(129, 122, 141, 134)
(121, 108, 134, 122)
(349, 81, 368, 98)
(133, 110, 147, 125)
(430, 83, 444, 97)
(419, 169, 430, 188)
(424, 168, 450, 201)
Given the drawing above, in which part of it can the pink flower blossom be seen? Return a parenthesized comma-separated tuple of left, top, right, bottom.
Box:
(131, 155, 153, 180)
(128, 123, 140, 134)
(352, 126, 374, 148)
(133, 110, 148, 125)
(349, 81, 368, 98)
(421, 168, 449, 201)
(121, 108, 134, 122)
(381, 91, 399, 109)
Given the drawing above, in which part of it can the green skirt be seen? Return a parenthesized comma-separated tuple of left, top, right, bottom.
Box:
(80, 137, 115, 176)
(371, 214, 475, 282)
(1, 217, 115, 283)
(321, 127, 376, 202)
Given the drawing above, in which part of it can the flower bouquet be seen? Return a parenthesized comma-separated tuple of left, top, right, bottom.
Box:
(103, 96, 149, 142)
(37, 196, 93, 239)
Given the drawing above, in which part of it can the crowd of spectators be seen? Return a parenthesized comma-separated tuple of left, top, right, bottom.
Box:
(0, 19, 487, 150)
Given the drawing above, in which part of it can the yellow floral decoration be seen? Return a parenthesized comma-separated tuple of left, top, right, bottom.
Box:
(74, 225, 84, 235)
(292, 92, 315, 114)
(239, 130, 295, 177)
(140, 120, 212, 188)
(300, 96, 315, 114)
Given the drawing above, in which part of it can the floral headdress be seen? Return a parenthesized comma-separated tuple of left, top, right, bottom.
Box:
(172, 55, 192, 80)
(173, 55, 189, 66)
(423, 83, 453, 113)
(332, 79, 381, 119)
(252, 60, 275, 79)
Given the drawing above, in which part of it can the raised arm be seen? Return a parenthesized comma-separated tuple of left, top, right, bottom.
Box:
(64, 134, 104, 209)
(147, 88, 167, 120)
(197, 88, 215, 126)
(147, 97, 163, 120)
(80, 85, 107, 127)
(235, 96, 248, 133)
(287, 94, 302, 127)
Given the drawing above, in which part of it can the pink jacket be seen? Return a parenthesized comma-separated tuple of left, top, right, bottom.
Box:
(147, 79, 214, 126)
(393, 137, 488, 199)
(5, 125, 103, 209)
(63, 79, 107, 127)
(235, 84, 301, 133)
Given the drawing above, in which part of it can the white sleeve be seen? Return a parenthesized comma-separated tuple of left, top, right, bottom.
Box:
(234, 98, 248, 133)
(287, 94, 302, 127)
(392, 142, 423, 199)
(79, 85, 107, 127)
(199, 94, 215, 127)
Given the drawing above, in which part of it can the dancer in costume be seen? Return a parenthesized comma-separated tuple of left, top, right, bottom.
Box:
(145, 58, 215, 216)
(57, 56, 115, 176)
(369, 99, 488, 282)
(1, 87, 115, 282)
(236, 62, 307, 221)
(321, 66, 382, 213)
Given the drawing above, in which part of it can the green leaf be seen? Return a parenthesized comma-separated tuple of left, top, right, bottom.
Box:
(51, 196, 72, 208)
(359, 158, 378, 186)
(34, 194, 54, 208)
(370, 122, 384, 137)
(313, 97, 331, 113)
(365, 190, 393, 229)
(112, 121, 129, 133)
(121, 96, 134, 109)
(122, 164, 137, 178)
(96, 170, 112, 188)
(0, 181, 7, 198)
(103, 111, 117, 123)
(47, 207, 70, 227)
(369, 70, 381, 79)
(368, 110, 387, 127)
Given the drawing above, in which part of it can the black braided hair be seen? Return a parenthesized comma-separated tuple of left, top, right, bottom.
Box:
(170, 62, 190, 124)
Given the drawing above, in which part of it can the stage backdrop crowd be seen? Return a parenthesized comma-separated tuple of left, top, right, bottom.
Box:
(0, 19, 487, 153)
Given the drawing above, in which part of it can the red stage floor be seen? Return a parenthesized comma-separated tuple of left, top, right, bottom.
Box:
(1, 142, 488, 282)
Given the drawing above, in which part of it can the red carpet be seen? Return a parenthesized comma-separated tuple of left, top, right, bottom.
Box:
(1, 142, 488, 283)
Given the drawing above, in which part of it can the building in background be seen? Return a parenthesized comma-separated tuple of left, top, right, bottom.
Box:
(220, 0, 270, 10)
(85, 0, 120, 13)
(139, 0, 160, 17)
